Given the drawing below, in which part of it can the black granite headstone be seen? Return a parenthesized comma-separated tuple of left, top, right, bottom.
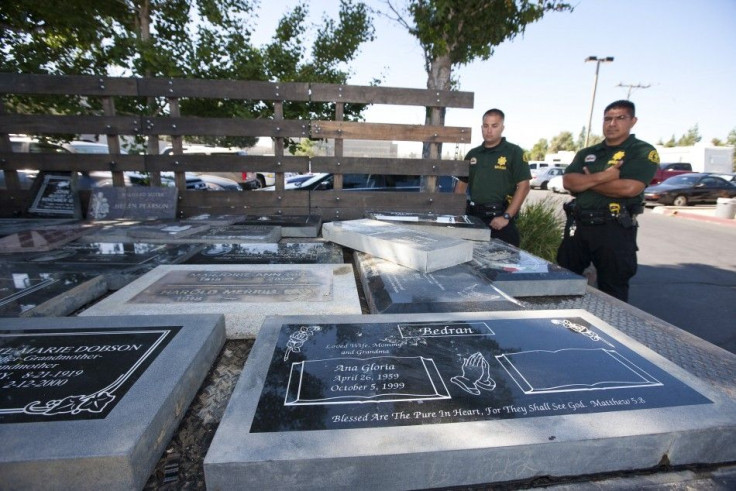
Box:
(0, 325, 181, 423)
(27, 173, 82, 218)
(1, 242, 201, 290)
(0, 219, 78, 238)
(0, 267, 107, 317)
(0, 225, 96, 253)
(184, 241, 344, 265)
(250, 314, 712, 432)
(470, 241, 587, 297)
(238, 215, 322, 238)
(354, 252, 522, 313)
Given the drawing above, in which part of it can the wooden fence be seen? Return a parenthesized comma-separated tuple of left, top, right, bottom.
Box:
(0, 73, 473, 220)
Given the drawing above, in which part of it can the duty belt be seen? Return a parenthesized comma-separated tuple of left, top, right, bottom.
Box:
(467, 201, 506, 219)
(573, 203, 642, 228)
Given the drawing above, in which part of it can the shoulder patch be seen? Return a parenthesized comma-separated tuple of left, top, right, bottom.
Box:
(584, 154, 596, 163)
(648, 150, 660, 164)
(470, 157, 477, 165)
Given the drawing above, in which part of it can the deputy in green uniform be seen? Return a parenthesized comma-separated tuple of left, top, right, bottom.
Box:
(455, 108, 531, 246)
(557, 100, 659, 302)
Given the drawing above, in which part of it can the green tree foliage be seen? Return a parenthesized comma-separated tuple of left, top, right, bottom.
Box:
(0, 0, 375, 149)
(676, 124, 702, 146)
(549, 131, 575, 152)
(384, 0, 572, 156)
(528, 138, 548, 161)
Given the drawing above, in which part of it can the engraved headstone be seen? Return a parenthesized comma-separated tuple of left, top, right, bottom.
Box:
(80, 264, 362, 338)
(127, 222, 212, 240)
(322, 218, 473, 273)
(181, 214, 246, 227)
(28, 172, 82, 218)
(367, 211, 490, 241)
(0, 314, 225, 490)
(0, 218, 78, 238)
(184, 240, 344, 265)
(78, 221, 211, 244)
(185, 224, 282, 244)
(0, 225, 96, 253)
(471, 241, 587, 297)
(87, 187, 178, 220)
(2, 241, 201, 290)
(205, 310, 736, 490)
(239, 214, 322, 238)
(354, 252, 522, 313)
(0, 267, 107, 317)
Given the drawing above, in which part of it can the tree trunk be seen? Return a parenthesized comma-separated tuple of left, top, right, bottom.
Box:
(422, 54, 452, 159)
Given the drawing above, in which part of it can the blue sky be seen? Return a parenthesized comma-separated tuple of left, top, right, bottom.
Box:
(250, 0, 736, 155)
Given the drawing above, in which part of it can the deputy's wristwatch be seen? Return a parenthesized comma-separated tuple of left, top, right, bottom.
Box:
(502, 212, 512, 220)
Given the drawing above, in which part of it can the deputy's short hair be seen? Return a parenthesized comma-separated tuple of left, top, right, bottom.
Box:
(604, 100, 635, 117)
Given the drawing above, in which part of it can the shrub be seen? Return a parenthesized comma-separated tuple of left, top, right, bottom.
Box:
(517, 196, 566, 262)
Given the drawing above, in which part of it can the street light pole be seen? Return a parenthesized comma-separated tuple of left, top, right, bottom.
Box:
(584, 56, 614, 147)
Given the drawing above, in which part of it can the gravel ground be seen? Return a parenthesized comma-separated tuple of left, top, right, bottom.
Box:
(143, 339, 253, 490)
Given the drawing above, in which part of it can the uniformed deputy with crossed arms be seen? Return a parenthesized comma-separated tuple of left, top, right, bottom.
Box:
(455, 108, 531, 246)
(556, 100, 659, 302)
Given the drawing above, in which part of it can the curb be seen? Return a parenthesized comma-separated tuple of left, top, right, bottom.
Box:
(652, 207, 736, 226)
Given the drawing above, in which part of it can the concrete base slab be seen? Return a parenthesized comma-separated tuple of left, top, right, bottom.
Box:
(204, 310, 736, 490)
(322, 218, 473, 273)
(80, 264, 362, 339)
(0, 314, 225, 490)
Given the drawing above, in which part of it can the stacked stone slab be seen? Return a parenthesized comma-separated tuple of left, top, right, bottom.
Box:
(366, 211, 490, 241)
(322, 218, 473, 273)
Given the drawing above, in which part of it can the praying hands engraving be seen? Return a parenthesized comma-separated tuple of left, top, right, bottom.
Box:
(450, 352, 496, 395)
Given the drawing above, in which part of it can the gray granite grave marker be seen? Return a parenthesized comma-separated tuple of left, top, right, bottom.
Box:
(471, 240, 587, 297)
(367, 211, 490, 241)
(184, 240, 344, 265)
(0, 314, 225, 490)
(0, 268, 107, 317)
(205, 310, 736, 490)
(80, 264, 362, 338)
(322, 218, 473, 273)
(87, 187, 178, 220)
(354, 252, 521, 313)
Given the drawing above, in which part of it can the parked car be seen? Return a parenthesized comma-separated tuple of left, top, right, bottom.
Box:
(530, 167, 565, 190)
(547, 174, 569, 194)
(62, 140, 127, 154)
(259, 173, 456, 192)
(160, 145, 262, 189)
(9, 136, 70, 154)
(650, 162, 693, 185)
(194, 173, 243, 191)
(709, 172, 736, 183)
(643, 173, 736, 206)
(528, 161, 566, 178)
